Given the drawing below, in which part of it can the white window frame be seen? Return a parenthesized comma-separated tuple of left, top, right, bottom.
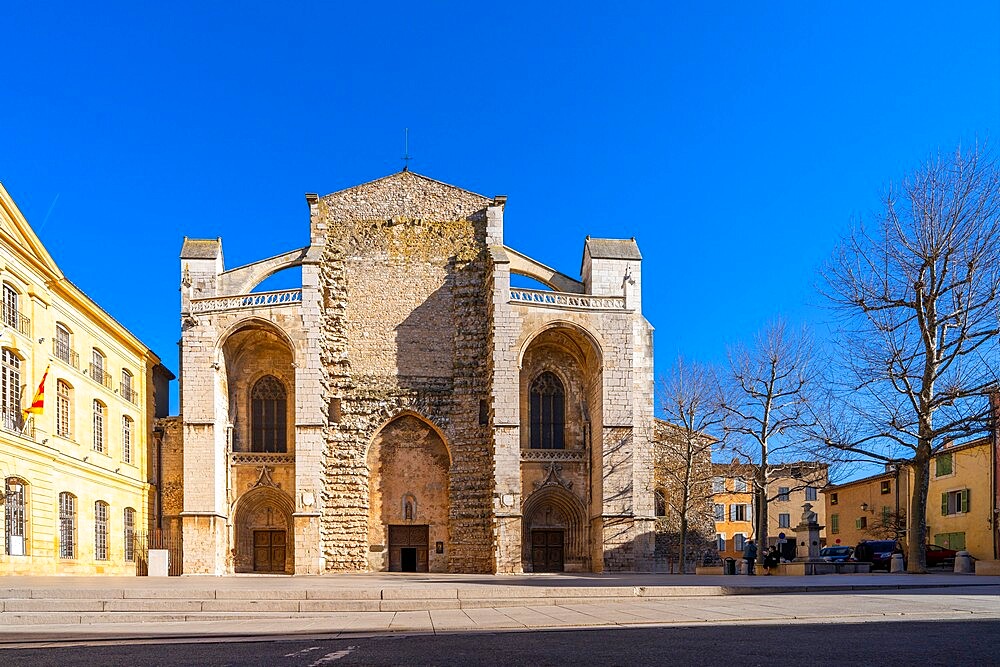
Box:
(57, 380, 72, 438)
(93, 400, 106, 453)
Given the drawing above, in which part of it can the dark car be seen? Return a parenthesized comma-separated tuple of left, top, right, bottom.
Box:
(819, 545, 854, 563)
(925, 544, 958, 567)
(854, 540, 901, 571)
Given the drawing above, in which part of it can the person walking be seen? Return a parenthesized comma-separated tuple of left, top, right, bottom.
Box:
(743, 538, 758, 575)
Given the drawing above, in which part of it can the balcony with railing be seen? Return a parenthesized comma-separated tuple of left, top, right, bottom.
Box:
(53, 340, 80, 369)
(189, 289, 302, 315)
(120, 382, 137, 404)
(508, 288, 627, 311)
(2, 305, 31, 337)
(89, 363, 114, 389)
(1, 410, 35, 440)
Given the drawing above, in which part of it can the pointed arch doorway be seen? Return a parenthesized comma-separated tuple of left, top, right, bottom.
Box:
(367, 413, 451, 573)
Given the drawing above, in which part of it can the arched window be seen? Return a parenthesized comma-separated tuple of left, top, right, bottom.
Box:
(94, 500, 109, 560)
(1, 349, 21, 433)
(122, 416, 133, 464)
(123, 507, 136, 562)
(58, 492, 76, 558)
(529, 371, 565, 450)
(654, 489, 668, 517)
(4, 477, 28, 556)
(57, 380, 72, 438)
(55, 323, 75, 367)
(2, 283, 18, 329)
(90, 348, 110, 388)
(93, 400, 106, 453)
(120, 368, 135, 403)
(251, 375, 287, 453)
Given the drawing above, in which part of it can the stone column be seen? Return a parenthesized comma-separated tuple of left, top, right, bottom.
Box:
(794, 502, 823, 561)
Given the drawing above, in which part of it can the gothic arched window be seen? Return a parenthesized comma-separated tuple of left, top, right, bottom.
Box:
(251, 375, 287, 453)
(529, 371, 565, 450)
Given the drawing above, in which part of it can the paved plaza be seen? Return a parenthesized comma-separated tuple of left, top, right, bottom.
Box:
(2, 573, 998, 647)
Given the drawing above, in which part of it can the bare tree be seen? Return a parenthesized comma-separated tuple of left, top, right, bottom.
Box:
(822, 145, 1000, 571)
(655, 357, 721, 573)
(720, 319, 819, 549)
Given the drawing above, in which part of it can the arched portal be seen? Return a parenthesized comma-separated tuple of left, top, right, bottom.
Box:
(521, 484, 589, 572)
(366, 413, 450, 572)
(232, 485, 295, 573)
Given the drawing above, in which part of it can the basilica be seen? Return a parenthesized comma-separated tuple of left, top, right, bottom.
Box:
(161, 170, 656, 574)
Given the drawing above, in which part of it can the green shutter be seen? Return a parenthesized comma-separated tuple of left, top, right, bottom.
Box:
(942, 492, 949, 516)
(960, 489, 969, 513)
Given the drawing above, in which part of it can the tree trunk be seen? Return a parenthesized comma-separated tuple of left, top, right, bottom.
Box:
(907, 440, 931, 573)
(679, 515, 688, 574)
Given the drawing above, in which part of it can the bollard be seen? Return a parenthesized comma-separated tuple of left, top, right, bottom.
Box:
(890, 553, 905, 573)
(954, 551, 973, 574)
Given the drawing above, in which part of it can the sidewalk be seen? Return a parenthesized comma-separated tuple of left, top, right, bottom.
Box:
(2, 573, 998, 646)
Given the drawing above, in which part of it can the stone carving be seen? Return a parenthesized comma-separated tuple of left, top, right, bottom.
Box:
(249, 465, 280, 490)
(800, 502, 818, 525)
(534, 462, 574, 491)
(190, 289, 302, 314)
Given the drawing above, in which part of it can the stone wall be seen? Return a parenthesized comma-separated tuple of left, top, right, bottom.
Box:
(316, 172, 495, 573)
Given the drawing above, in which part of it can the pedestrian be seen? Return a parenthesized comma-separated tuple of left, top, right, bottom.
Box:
(762, 545, 780, 575)
(743, 538, 758, 575)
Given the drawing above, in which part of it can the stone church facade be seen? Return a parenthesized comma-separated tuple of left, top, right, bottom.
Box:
(164, 171, 656, 575)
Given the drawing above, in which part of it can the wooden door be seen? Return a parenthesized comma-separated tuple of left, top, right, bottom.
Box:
(532, 530, 564, 572)
(253, 530, 286, 572)
(388, 525, 429, 572)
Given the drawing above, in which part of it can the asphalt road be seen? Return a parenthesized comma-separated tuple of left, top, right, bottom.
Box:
(2, 620, 998, 667)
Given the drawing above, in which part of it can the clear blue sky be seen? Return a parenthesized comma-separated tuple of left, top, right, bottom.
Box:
(2, 2, 998, 416)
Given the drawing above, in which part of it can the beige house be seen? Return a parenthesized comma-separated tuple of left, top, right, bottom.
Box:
(164, 170, 657, 575)
(0, 184, 171, 575)
(710, 461, 828, 559)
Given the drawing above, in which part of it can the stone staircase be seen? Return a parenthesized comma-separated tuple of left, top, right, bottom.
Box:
(0, 583, 733, 626)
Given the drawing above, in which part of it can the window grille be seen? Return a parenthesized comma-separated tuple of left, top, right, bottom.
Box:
(59, 493, 76, 558)
(94, 501, 109, 560)
(123, 507, 135, 562)
(4, 478, 27, 556)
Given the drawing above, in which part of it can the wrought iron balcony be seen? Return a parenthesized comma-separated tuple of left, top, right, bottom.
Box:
(53, 340, 80, 369)
(2, 305, 31, 337)
(509, 288, 627, 311)
(1, 409, 35, 440)
(120, 382, 137, 404)
(89, 363, 114, 389)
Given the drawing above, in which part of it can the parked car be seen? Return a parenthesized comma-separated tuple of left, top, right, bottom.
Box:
(853, 540, 902, 571)
(925, 544, 958, 567)
(819, 545, 854, 563)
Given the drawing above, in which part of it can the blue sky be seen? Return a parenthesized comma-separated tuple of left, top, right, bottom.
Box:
(2, 2, 998, 419)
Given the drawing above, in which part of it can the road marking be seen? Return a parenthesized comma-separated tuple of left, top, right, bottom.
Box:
(284, 646, 322, 657)
(308, 646, 357, 666)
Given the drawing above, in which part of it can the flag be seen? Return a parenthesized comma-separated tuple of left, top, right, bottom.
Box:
(23, 364, 49, 417)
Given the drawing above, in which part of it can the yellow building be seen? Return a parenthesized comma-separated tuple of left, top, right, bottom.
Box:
(822, 435, 997, 561)
(822, 469, 909, 550)
(926, 437, 996, 559)
(0, 184, 171, 574)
